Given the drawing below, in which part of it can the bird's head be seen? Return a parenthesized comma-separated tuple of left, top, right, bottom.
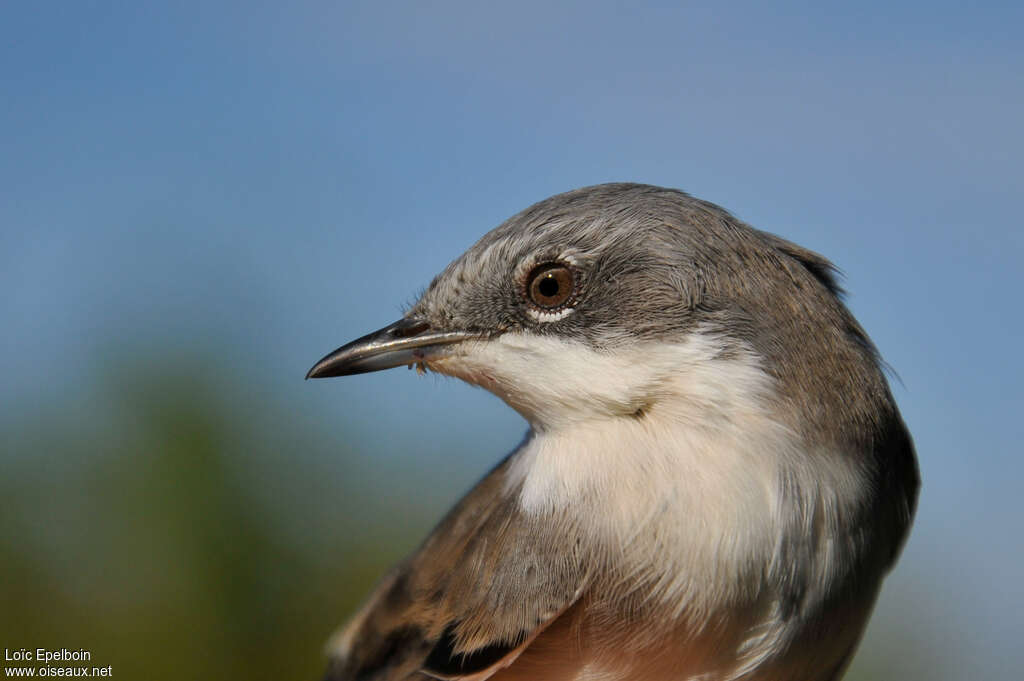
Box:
(308, 183, 885, 442)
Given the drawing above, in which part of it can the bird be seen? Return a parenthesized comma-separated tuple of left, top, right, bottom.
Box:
(306, 183, 919, 681)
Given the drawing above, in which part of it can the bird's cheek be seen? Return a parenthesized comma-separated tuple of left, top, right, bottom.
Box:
(426, 352, 554, 426)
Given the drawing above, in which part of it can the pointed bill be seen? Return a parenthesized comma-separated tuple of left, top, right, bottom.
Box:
(306, 317, 481, 379)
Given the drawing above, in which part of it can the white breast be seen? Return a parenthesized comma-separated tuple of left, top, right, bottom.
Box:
(433, 330, 872, 676)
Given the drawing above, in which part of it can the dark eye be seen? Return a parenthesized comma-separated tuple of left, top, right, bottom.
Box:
(526, 263, 575, 309)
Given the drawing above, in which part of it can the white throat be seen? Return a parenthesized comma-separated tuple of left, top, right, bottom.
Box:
(432, 331, 869, 617)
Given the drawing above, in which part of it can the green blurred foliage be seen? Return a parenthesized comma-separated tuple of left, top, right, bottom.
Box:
(0, 351, 930, 680)
(0, 354, 429, 680)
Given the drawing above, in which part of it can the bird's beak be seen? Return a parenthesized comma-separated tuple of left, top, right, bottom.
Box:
(305, 317, 481, 379)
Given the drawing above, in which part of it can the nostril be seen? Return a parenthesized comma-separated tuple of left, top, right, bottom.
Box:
(392, 320, 429, 338)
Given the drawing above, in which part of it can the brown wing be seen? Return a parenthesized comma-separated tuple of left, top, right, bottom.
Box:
(323, 453, 590, 681)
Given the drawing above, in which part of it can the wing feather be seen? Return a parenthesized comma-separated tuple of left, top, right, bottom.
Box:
(323, 453, 589, 681)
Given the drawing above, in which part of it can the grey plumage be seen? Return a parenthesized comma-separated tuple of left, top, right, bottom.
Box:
(309, 183, 919, 681)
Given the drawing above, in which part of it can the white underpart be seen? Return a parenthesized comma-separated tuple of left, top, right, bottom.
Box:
(431, 330, 869, 678)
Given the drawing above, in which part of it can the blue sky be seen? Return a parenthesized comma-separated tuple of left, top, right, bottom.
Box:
(2, 2, 1022, 678)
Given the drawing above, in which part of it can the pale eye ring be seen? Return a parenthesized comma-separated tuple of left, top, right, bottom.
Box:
(525, 262, 576, 310)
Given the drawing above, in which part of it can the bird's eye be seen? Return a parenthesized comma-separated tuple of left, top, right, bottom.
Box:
(526, 263, 576, 310)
